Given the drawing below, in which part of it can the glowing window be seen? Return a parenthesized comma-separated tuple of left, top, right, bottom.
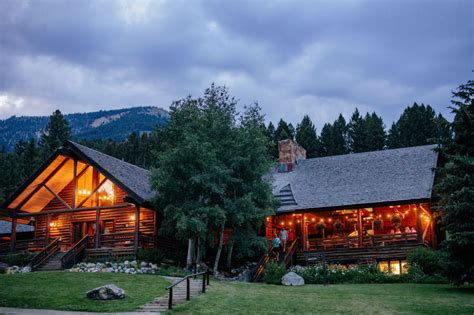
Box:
(98, 180, 115, 206)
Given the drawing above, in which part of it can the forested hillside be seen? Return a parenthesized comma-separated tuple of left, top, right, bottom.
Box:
(0, 106, 169, 151)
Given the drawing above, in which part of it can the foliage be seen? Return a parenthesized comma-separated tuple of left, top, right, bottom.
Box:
(39, 109, 71, 158)
(436, 80, 474, 285)
(0, 251, 35, 267)
(275, 119, 294, 141)
(319, 114, 348, 156)
(348, 108, 386, 152)
(262, 261, 287, 285)
(136, 248, 165, 264)
(151, 85, 274, 271)
(407, 247, 447, 276)
(387, 102, 451, 148)
(296, 115, 321, 158)
(156, 265, 187, 277)
(0, 272, 169, 312)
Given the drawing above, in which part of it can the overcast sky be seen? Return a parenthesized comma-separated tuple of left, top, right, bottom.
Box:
(0, 0, 472, 129)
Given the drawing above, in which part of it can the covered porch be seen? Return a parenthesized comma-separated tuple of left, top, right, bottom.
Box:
(267, 203, 435, 263)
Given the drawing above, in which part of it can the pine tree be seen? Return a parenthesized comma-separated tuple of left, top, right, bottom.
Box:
(436, 80, 474, 284)
(296, 115, 320, 158)
(364, 112, 386, 151)
(387, 103, 450, 148)
(348, 108, 367, 153)
(40, 109, 71, 157)
(275, 119, 293, 141)
(319, 123, 334, 157)
(266, 122, 278, 160)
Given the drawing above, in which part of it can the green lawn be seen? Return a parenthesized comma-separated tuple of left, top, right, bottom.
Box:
(0, 272, 169, 312)
(170, 281, 474, 314)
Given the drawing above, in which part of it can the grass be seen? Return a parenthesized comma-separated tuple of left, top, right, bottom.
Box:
(170, 281, 474, 314)
(0, 272, 169, 312)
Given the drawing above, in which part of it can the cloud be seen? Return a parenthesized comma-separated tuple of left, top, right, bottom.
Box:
(0, 0, 471, 129)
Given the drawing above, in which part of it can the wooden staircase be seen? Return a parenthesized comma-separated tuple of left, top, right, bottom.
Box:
(252, 239, 298, 282)
(35, 251, 66, 271)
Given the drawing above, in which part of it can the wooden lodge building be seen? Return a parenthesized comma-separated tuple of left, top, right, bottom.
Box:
(268, 140, 439, 273)
(0, 141, 158, 269)
(0, 139, 440, 273)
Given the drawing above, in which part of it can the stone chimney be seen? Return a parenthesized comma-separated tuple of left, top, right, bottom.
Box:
(278, 139, 306, 172)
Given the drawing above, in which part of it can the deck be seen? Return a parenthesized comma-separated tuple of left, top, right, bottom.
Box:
(296, 242, 424, 265)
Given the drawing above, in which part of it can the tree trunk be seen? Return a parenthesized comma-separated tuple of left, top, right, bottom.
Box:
(213, 223, 225, 275)
(226, 239, 234, 270)
(196, 237, 202, 264)
(186, 238, 194, 271)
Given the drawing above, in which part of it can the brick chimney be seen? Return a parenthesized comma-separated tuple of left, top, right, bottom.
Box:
(278, 139, 306, 172)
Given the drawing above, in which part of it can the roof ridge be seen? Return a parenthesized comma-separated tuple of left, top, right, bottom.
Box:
(67, 140, 150, 173)
(300, 144, 437, 163)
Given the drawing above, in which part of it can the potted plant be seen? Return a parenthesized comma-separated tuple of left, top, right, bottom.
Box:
(391, 215, 402, 227)
(333, 219, 344, 230)
(316, 222, 326, 231)
(373, 218, 383, 230)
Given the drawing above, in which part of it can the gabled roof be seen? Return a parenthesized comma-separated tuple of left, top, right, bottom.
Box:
(270, 144, 439, 213)
(66, 141, 154, 204)
(1, 140, 154, 211)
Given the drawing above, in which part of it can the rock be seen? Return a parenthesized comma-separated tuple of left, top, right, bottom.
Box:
(140, 261, 148, 268)
(281, 272, 305, 286)
(86, 284, 126, 300)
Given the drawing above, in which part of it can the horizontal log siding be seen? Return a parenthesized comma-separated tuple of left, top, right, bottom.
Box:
(34, 185, 156, 247)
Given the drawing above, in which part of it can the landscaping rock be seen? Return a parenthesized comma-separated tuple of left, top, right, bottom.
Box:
(281, 272, 305, 286)
(86, 284, 126, 300)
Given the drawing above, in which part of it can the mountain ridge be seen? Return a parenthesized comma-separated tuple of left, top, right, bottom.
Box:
(0, 106, 169, 151)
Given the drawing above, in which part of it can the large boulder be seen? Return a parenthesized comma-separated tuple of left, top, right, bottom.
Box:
(281, 272, 305, 286)
(86, 284, 126, 300)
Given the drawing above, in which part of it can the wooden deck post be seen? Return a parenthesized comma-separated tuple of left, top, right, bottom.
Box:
(95, 207, 100, 248)
(46, 213, 51, 244)
(10, 217, 17, 252)
(134, 204, 140, 254)
(415, 205, 422, 243)
(357, 209, 363, 247)
(72, 159, 77, 209)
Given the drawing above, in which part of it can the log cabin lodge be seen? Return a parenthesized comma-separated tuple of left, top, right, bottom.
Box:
(0, 140, 440, 273)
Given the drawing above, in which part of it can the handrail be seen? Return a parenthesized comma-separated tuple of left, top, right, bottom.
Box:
(61, 235, 89, 268)
(252, 243, 274, 282)
(165, 269, 210, 310)
(31, 238, 60, 270)
(282, 238, 298, 268)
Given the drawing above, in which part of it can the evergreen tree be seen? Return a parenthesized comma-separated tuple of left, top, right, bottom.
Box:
(387, 103, 450, 148)
(275, 119, 293, 141)
(40, 109, 71, 157)
(348, 108, 367, 153)
(436, 80, 474, 284)
(296, 115, 320, 158)
(266, 122, 278, 160)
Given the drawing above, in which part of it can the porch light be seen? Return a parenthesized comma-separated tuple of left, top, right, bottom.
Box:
(49, 221, 56, 228)
(289, 222, 293, 226)
(328, 218, 332, 222)
(311, 218, 315, 222)
(130, 215, 136, 221)
(297, 220, 300, 223)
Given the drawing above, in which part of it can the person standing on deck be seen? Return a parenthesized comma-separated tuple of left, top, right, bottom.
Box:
(272, 232, 281, 261)
(280, 228, 288, 252)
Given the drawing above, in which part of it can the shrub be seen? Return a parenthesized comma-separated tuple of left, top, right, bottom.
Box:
(83, 255, 135, 264)
(157, 265, 187, 277)
(407, 247, 447, 276)
(137, 248, 164, 264)
(0, 266, 7, 274)
(0, 251, 35, 267)
(263, 261, 287, 285)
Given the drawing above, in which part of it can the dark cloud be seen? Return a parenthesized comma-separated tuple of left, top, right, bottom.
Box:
(0, 0, 471, 129)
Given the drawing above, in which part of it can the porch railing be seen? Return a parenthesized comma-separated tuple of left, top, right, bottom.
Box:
(282, 238, 298, 268)
(0, 242, 10, 254)
(308, 232, 420, 251)
(31, 238, 60, 271)
(252, 244, 274, 282)
(61, 235, 89, 268)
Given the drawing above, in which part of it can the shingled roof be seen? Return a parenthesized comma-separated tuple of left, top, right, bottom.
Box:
(66, 141, 154, 204)
(270, 144, 438, 213)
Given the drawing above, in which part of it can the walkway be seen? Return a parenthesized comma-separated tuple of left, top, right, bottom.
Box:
(0, 308, 157, 315)
(140, 276, 205, 313)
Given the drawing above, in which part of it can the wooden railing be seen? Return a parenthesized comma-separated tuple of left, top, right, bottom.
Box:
(10, 238, 47, 252)
(139, 233, 155, 248)
(30, 238, 60, 271)
(308, 233, 420, 251)
(252, 244, 274, 282)
(282, 238, 298, 268)
(61, 235, 89, 268)
(100, 232, 135, 247)
(166, 269, 210, 310)
(0, 242, 10, 254)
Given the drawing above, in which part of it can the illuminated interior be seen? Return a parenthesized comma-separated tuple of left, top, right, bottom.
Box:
(268, 203, 434, 250)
